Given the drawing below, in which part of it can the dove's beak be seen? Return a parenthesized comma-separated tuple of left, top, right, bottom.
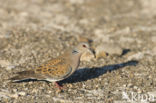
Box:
(89, 48, 96, 58)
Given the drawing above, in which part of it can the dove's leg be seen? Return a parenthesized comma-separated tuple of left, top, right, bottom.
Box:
(55, 82, 63, 89)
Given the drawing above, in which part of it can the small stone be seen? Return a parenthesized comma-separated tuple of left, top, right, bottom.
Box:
(0, 60, 15, 70)
(123, 51, 135, 58)
(126, 52, 144, 60)
(129, 72, 134, 78)
(94, 29, 110, 42)
(148, 91, 156, 97)
(123, 84, 127, 87)
(0, 60, 11, 67)
(137, 89, 142, 93)
(0, 91, 18, 99)
(18, 92, 26, 96)
(127, 83, 133, 88)
(77, 35, 92, 43)
(19, 12, 28, 17)
(13, 89, 17, 92)
(6, 65, 15, 71)
(96, 50, 107, 59)
(133, 86, 138, 89)
(95, 43, 123, 57)
(32, 89, 38, 93)
(80, 49, 95, 61)
(56, 89, 62, 93)
(119, 37, 135, 43)
(79, 19, 89, 25)
(48, 91, 52, 94)
(152, 46, 156, 55)
(68, 84, 73, 88)
(151, 36, 156, 43)
(0, 33, 11, 38)
(69, 0, 84, 4)
(9, 93, 18, 99)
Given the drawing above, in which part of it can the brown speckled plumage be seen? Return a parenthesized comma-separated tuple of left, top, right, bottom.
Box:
(35, 58, 72, 80)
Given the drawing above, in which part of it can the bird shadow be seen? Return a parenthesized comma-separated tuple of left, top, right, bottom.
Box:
(59, 60, 138, 84)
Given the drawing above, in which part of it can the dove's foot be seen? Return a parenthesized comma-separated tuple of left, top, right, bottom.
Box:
(55, 82, 63, 89)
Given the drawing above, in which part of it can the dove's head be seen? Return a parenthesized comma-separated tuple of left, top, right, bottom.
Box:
(72, 42, 91, 54)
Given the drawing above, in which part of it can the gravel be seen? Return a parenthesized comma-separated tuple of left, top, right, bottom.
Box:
(0, 0, 156, 103)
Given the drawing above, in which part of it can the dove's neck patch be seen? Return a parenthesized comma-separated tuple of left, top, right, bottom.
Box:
(72, 49, 79, 54)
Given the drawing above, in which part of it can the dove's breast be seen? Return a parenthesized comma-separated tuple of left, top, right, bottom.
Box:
(69, 53, 82, 74)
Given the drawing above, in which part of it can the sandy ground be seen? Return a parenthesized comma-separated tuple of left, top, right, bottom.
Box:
(0, 0, 156, 103)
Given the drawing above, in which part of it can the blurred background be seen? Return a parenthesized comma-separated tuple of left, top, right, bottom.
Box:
(0, 0, 156, 102)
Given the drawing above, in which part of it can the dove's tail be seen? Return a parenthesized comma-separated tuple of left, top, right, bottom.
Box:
(9, 70, 42, 82)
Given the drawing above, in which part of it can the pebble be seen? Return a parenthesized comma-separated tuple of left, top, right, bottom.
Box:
(13, 89, 17, 92)
(6, 65, 16, 71)
(137, 88, 142, 93)
(77, 35, 92, 43)
(18, 92, 26, 96)
(148, 91, 156, 97)
(126, 52, 144, 60)
(152, 46, 156, 55)
(0, 91, 18, 99)
(69, 0, 84, 4)
(0, 60, 15, 70)
(48, 91, 52, 94)
(68, 84, 73, 88)
(94, 29, 111, 42)
(127, 83, 133, 88)
(151, 36, 156, 43)
(56, 89, 63, 94)
(0, 60, 11, 67)
(95, 43, 123, 58)
(0, 33, 11, 38)
(32, 89, 38, 93)
(80, 49, 95, 61)
(119, 37, 135, 43)
(133, 86, 138, 89)
(95, 50, 107, 59)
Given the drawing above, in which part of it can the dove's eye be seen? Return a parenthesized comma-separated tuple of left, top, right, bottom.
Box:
(82, 44, 86, 48)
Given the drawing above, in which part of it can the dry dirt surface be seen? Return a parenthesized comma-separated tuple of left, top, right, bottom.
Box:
(0, 0, 156, 103)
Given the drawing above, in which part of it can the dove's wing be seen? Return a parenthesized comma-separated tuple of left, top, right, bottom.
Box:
(35, 58, 72, 81)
